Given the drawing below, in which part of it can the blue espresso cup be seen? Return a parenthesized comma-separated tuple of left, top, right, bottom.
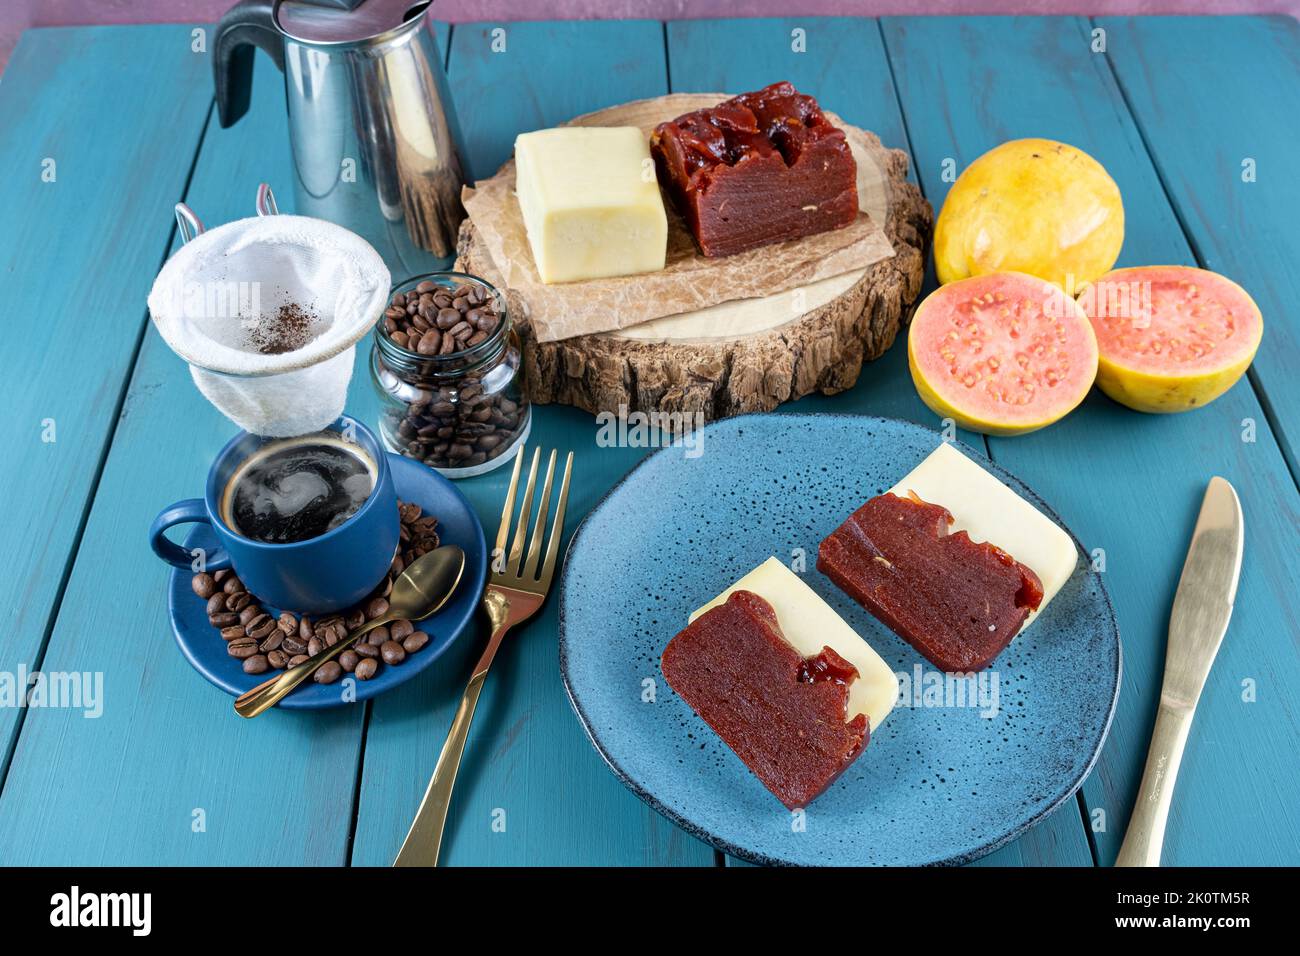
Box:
(148, 416, 399, 613)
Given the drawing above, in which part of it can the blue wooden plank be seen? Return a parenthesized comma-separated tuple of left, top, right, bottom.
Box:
(0, 25, 213, 774)
(348, 19, 717, 866)
(667, 17, 1091, 868)
(882, 15, 1300, 866)
(0, 46, 377, 865)
(663, 18, 980, 435)
(1097, 16, 1300, 482)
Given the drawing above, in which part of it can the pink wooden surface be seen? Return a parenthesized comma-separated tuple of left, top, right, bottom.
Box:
(4, 0, 1297, 74)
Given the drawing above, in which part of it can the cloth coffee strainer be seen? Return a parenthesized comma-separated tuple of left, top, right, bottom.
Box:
(147, 184, 391, 437)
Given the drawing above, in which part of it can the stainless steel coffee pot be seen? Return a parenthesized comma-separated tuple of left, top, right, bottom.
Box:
(215, 0, 468, 273)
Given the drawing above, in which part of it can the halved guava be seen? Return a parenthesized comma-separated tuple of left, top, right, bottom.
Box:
(908, 272, 1099, 436)
(1080, 265, 1262, 413)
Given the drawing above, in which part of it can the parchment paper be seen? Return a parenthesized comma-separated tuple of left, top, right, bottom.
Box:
(461, 94, 896, 344)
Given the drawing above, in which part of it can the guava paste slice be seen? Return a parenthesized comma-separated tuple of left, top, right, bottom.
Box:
(818, 492, 1043, 673)
(661, 590, 869, 809)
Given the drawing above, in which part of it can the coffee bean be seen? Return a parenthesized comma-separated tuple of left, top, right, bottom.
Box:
(402, 631, 429, 654)
(345, 609, 366, 630)
(417, 330, 442, 355)
(278, 612, 297, 634)
(226, 591, 253, 613)
(287, 654, 309, 667)
(247, 617, 276, 640)
(339, 649, 359, 673)
(389, 619, 414, 641)
(366, 626, 388, 646)
(222, 575, 245, 595)
(239, 605, 261, 626)
(355, 658, 378, 680)
(243, 654, 269, 675)
(213, 568, 233, 584)
(206, 593, 227, 616)
(307, 637, 323, 657)
(192, 573, 217, 599)
(228, 638, 259, 659)
(282, 636, 307, 656)
(314, 661, 342, 684)
(353, 641, 379, 659)
(220, 624, 246, 641)
(267, 649, 288, 669)
(259, 630, 284, 653)
(366, 597, 389, 619)
(210, 612, 239, 627)
(380, 640, 406, 665)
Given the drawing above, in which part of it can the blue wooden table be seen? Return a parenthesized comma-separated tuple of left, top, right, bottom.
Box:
(1, 15, 1297, 867)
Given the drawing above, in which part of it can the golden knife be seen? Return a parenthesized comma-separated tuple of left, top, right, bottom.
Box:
(1115, 476, 1244, 867)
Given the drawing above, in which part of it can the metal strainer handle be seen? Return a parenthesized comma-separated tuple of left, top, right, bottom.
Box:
(174, 182, 277, 247)
(255, 183, 279, 217)
(174, 203, 205, 244)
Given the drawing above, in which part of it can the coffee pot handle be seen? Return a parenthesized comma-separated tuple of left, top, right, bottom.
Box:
(149, 499, 233, 572)
(214, 0, 285, 129)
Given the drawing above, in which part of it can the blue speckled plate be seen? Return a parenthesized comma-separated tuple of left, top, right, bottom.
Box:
(558, 414, 1120, 866)
(168, 454, 487, 710)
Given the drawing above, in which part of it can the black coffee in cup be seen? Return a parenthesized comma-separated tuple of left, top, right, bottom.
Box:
(220, 434, 377, 544)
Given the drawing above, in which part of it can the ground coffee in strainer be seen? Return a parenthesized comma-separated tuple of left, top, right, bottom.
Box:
(147, 214, 390, 437)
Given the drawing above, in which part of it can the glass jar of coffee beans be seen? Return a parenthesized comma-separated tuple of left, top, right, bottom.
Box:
(370, 272, 529, 478)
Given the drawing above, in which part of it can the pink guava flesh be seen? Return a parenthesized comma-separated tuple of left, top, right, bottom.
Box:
(1083, 266, 1262, 376)
(911, 272, 1099, 428)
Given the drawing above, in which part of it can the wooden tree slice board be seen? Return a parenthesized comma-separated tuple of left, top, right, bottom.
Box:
(458, 94, 932, 421)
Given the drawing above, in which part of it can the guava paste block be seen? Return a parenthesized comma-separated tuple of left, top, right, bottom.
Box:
(661, 589, 868, 809)
(818, 490, 1044, 673)
(650, 81, 858, 257)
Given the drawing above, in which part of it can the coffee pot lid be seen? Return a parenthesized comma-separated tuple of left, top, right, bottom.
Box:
(275, 0, 430, 45)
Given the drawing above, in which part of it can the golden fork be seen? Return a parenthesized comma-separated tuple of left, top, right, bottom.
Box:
(393, 446, 573, 867)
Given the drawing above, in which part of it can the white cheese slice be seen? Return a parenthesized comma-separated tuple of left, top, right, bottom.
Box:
(514, 127, 667, 284)
(690, 557, 899, 733)
(888, 442, 1078, 627)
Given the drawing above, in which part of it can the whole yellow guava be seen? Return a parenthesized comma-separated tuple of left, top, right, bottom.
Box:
(934, 139, 1124, 290)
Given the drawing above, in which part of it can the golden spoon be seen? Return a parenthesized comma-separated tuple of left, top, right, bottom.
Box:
(235, 545, 466, 718)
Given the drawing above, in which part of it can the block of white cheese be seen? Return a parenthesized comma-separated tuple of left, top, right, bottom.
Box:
(889, 442, 1078, 627)
(690, 557, 900, 733)
(514, 127, 668, 283)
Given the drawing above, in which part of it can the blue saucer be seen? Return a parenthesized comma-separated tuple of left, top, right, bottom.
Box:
(168, 454, 487, 710)
(558, 414, 1120, 866)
